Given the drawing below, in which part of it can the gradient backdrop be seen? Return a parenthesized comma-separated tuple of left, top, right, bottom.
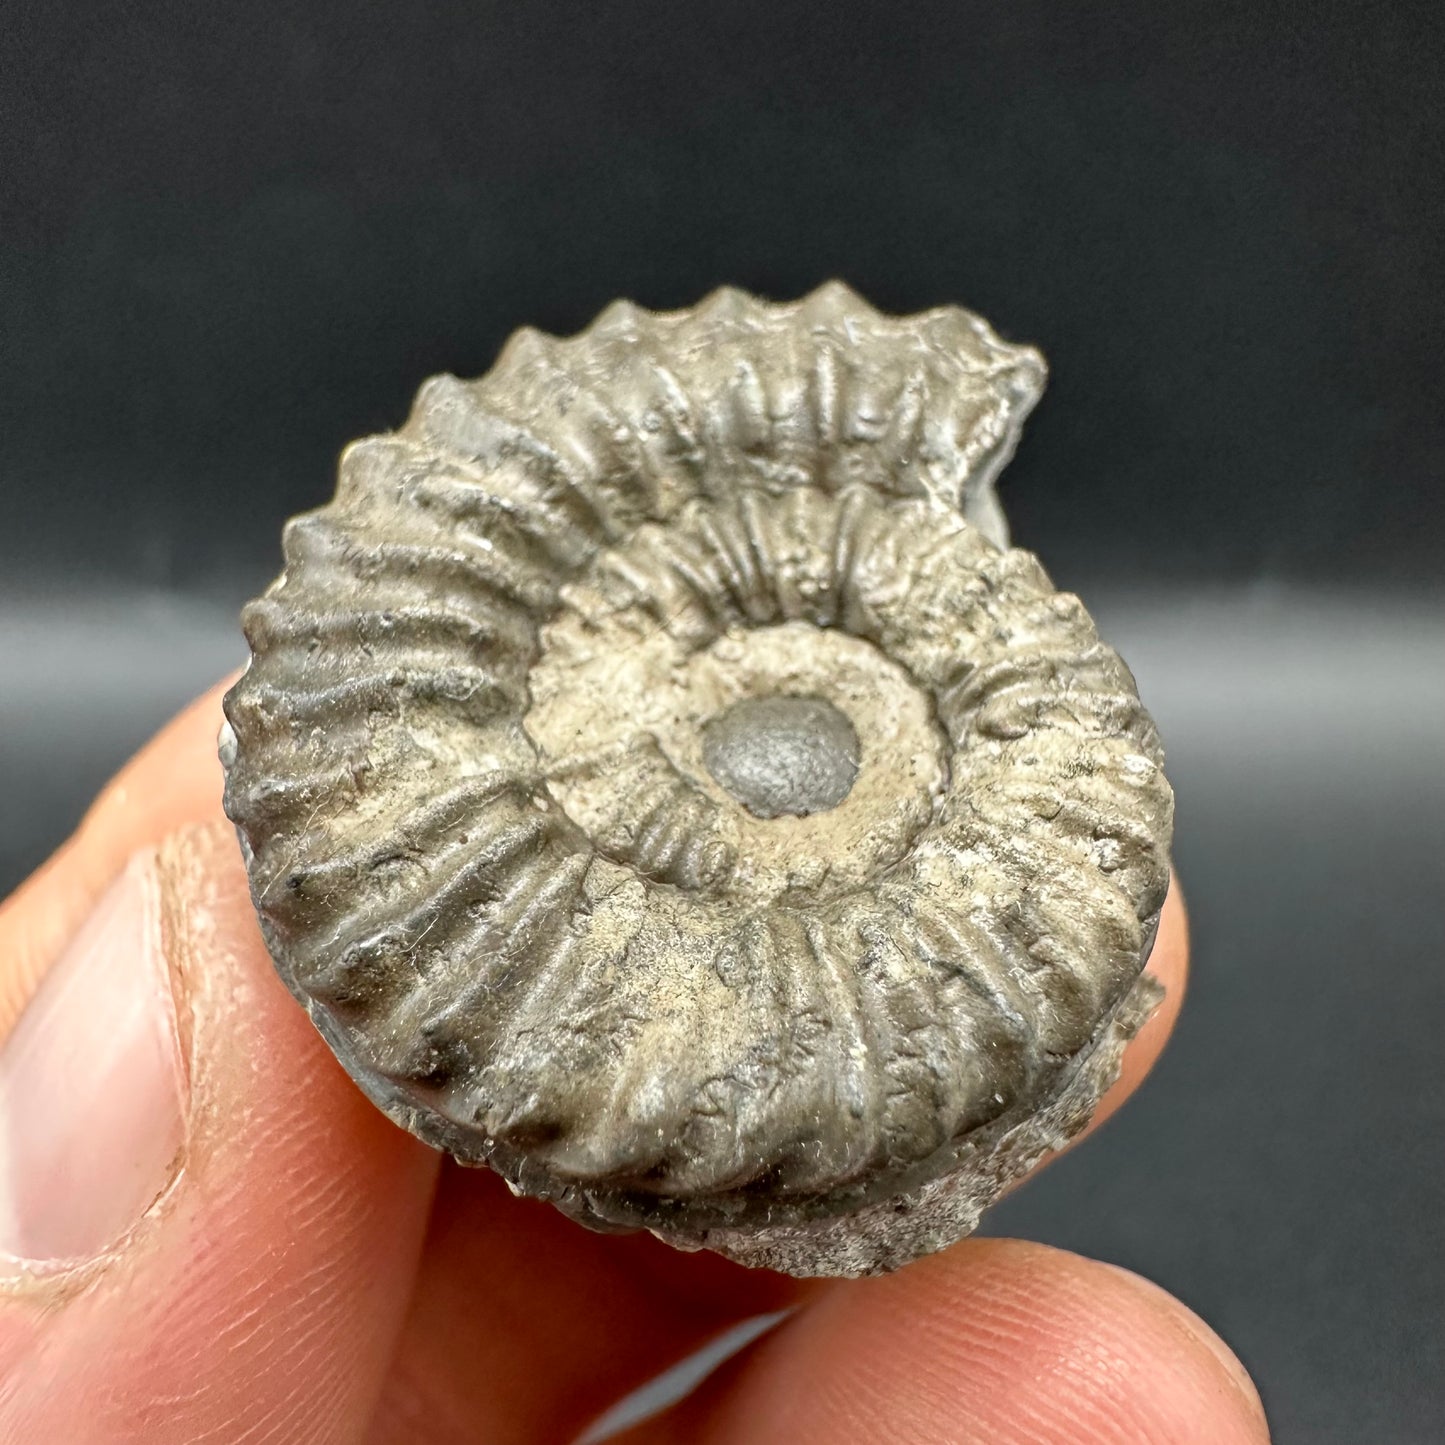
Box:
(2, 4, 1440, 1440)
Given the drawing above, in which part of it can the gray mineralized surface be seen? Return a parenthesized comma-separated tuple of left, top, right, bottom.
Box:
(222, 283, 1174, 1276)
(702, 695, 860, 819)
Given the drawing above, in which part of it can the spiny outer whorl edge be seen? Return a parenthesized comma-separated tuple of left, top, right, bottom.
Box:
(222, 284, 1169, 1276)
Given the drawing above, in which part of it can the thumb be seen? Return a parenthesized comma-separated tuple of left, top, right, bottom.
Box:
(0, 687, 440, 1444)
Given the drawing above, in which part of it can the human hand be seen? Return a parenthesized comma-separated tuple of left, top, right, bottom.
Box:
(0, 681, 1268, 1443)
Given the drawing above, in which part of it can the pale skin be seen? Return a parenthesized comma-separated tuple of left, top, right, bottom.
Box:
(0, 680, 1269, 1443)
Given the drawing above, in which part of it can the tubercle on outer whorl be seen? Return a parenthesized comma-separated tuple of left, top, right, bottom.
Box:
(415, 280, 1048, 548)
(222, 284, 1171, 1276)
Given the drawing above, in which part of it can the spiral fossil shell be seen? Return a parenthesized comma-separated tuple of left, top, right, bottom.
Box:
(221, 283, 1174, 1276)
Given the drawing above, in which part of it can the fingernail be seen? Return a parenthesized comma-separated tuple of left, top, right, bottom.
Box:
(0, 854, 188, 1268)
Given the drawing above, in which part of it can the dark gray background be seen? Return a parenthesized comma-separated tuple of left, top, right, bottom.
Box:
(2, 3, 1440, 1440)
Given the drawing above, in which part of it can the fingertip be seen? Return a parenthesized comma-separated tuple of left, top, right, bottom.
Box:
(75, 675, 237, 842)
(631, 1238, 1267, 1445)
(1098, 1258, 1266, 1433)
(1, 676, 238, 1038)
(0, 820, 440, 1443)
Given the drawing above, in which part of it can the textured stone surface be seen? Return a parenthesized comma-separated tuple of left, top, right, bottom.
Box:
(221, 283, 1174, 1275)
(702, 694, 861, 819)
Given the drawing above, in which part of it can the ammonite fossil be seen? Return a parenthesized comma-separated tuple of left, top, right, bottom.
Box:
(221, 283, 1173, 1277)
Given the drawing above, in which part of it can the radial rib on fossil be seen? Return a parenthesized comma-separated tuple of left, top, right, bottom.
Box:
(222, 283, 1174, 1276)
